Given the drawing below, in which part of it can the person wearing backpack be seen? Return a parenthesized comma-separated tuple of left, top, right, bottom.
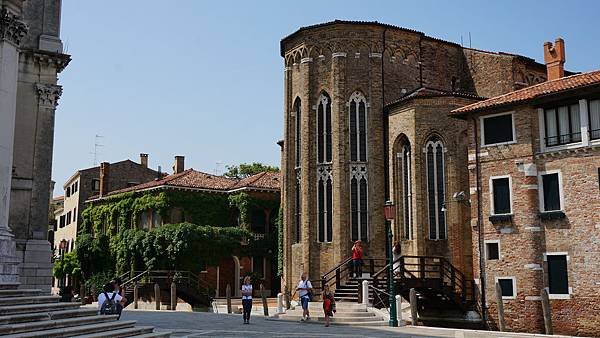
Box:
(98, 282, 127, 319)
(296, 272, 312, 322)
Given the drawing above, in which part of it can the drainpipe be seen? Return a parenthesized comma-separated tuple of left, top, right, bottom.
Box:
(383, 27, 389, 202)
(473, 117, 487, 326)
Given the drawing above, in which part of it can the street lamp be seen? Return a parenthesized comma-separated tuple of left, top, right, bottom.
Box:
(384, 200, 398, 327)
(58, 239, 68, 288)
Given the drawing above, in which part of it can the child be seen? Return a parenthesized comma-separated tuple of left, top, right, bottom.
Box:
(322, 284, 336, 327)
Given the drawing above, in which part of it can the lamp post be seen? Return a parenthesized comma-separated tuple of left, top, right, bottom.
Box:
(59, 239, 68, 288)
(384, 201, 398, 327)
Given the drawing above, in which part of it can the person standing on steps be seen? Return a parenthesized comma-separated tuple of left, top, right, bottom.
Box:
(352, 240, 364, 278)
(296, 272, 313, 322)
(322, 284, 336, 327)
(241, 276, 253, 324)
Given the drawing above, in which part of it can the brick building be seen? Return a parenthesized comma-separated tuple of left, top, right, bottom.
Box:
(451, 39, 600, 336)
(85, 156, 282, 298)
(279, 20, 549, 293)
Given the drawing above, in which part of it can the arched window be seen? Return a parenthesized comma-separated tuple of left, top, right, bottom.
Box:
(399, 141, 412, 240)
(316, 92, 332, 243)
(349, 92, 368, 241)
(316, 93, 332, 164)
(293, 98, 302, 243)
(425, 136, 446, 240)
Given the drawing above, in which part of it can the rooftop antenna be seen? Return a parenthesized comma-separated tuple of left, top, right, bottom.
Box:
(214, 161, 223, 175)
(89, 134, 104, 165)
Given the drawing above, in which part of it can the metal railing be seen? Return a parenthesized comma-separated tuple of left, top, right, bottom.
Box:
(545, 132, 582, 147)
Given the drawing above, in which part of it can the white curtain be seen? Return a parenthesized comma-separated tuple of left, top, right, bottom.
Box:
(558, 106, 570, 143)
(545, 108, 558, 146)
(590, 100, 600, 140)
(570, 104, 581, 141)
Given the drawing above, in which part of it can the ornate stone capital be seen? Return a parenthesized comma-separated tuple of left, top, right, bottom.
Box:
(35, 83, 63, 108)
(0, 7, 27, 46)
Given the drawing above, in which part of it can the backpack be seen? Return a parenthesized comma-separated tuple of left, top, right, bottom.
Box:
(100, 292, 118, 315)
(303, 281, 313, 302)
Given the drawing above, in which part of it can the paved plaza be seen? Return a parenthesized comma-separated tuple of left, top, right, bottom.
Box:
(121, 310, 573, 338)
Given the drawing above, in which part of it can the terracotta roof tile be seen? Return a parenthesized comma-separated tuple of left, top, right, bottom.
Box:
(230, 172, 281, 190)
(386, 87, 484, 109)
(451, 70, 600, 116)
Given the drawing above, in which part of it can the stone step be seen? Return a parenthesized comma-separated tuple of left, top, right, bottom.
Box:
(0, 320, 138, 338)
(0, 308, 99, 325)
(0, 283, 20, 290)
(0, 296, 60, 306)
(278, 314, 384, 323)
(0, 315, 118, 335)
(128, 332, 172, 338)
(0, 290, 42, 298)
(285, 310, 375, 317)
(69, 325, 155, 338)
(298, 303, 367, 311)
(0, 302, 83, 316)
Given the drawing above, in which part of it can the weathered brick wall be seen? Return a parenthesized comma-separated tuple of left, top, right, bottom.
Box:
(465, 103, 600, 336)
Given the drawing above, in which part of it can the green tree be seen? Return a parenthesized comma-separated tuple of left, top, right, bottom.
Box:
(224, 162, 279, 179)
(53, 252, 82, 280)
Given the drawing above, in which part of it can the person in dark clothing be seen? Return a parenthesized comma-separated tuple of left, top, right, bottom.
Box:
(241, 276, 253, 324)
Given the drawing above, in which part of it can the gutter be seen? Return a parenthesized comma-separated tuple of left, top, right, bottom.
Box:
(473, 117, 487, 327)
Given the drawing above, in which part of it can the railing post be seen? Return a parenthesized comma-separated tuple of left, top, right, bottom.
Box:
(400, 256, 405, 279)
(80, 284, 86, 305)
(335, 268, 340, 288)
(170, 281, 177, 311)
(260, 283, 269, 317)
(357, 281, 362, 303)
(409, 288, 418, 325)
(277, 292, 284, 314)
(154, 283, 161, 311)
(461, 278, 467, 303)
(284, 285, 291, 310)
(495, 282, 506, 332)
(369, 258, 375, 276)
(226, 284, 232, 314)
(541, 288, 553, 335)
(362, 280, 369, 305)
(396, 294, 403, 326)
(450, 266, 456, 290)
(134, 283, 139, 309)
(419, 257, 425, 278)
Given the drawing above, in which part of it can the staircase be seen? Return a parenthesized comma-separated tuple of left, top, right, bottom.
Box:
(120, 270, 213, 308)
(0, 283, 170, 337)
(270, 302, 387, 326)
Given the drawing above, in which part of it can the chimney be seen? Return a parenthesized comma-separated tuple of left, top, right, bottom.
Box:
(173, 156, 185, 174)
(99, 162, 110, 197)
(140, 153, 148, 168)
(544, 38, 566, 81)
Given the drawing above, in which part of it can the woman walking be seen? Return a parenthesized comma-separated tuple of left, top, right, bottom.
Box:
(322, 284, 336, 327)
(351, 240, 363, 278)
(241, 276, 253, 324)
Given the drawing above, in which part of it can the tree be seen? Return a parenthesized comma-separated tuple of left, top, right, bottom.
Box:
(224, 162, 279, 179)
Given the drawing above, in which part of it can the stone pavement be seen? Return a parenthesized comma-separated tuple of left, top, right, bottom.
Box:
(121, 310, 575, 338)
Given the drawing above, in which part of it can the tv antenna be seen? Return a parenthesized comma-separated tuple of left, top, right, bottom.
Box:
(214, 161, 223, 175)
(90, 134, 104, 165)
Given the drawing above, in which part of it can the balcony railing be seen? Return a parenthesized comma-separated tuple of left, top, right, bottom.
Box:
(545, 132, 581, 147)
(590, 128, 600, 141)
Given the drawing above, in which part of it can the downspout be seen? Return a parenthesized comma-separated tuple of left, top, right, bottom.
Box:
(473, 116, 487, 326)
(383, 27, 389, 201)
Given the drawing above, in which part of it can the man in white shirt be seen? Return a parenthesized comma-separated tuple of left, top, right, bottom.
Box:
(296, 272, 312, 321)
(97, 282, 127, 319)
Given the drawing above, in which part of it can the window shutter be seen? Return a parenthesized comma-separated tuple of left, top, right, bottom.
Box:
(542, 173, 561, 211)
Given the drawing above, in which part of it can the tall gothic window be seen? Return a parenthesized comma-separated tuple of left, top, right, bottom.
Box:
(317, 92, 333, 242)
(349, 92, 368, 241)
(293, 98, 302, 243)
(317, 93, 332, 164)
(399, 141, 412, 240)
(425, 136, 446, 240)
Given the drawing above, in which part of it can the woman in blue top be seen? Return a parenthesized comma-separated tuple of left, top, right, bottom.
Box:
(241, 276, 253, 324)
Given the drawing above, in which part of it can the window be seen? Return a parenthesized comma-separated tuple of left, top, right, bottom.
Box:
(316, 93, 332, 164)
(72, 181, 78, 193)
(317, 173, 333, 243)
(425, 137, 446, 240)
(294, 173, 301, 243)
(138, 211, 150, 230)
(547, 254, 569, 296)
(73, 208, 77, 223)
(481, 113, 515, 146)
(496, 277, 516, 299)
(66, 211, 72, 225)
(491, 176, 512, 215)
(544, 103, 581, 147)
(540, 172, 562, 212)
(294, 98, 302, 168)
(589, 99, 600, 140)
(485, 241, 500, 260)
(59, 215, 66, 228)
(349, 92, 367, 162)
(151, 211, 162, 228)
(350, 173, 368, 241)
(398, 141, 412, 240)
(92, 179, 100, 191)
(66, 187, 71, 198)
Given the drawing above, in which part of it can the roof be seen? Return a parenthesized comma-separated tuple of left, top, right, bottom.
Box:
(91, 170, 281, 201)
(451, 70, 600, 116)
(63, 159, 160, 187)
(385, 87, 484, 110)
(53, 195, 64, 201)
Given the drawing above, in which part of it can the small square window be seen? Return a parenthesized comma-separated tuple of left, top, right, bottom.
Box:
(482, 113, 514, 146)
(486, 242, 500, 260)
(497, 277, 516, 299)
(92, 179, 100, 191)
(66, 187, 71, 197)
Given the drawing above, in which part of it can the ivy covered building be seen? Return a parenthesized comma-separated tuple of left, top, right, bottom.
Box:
(81, 157, 281, 297)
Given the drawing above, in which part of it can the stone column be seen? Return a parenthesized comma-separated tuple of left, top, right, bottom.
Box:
(0, 5, 27, 285)
(331, 52, 347, 265)
(299, 57, 313, 278)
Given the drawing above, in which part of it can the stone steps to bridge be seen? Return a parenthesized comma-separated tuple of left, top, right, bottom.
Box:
(270, 302, 387, 326)
(0, 283, 171, 337)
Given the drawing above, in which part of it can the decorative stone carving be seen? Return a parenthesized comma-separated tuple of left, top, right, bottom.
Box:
(350, 164, 368, 180)
(35, 83, 63, 108)
(317, 165, 332, 181)
(0, 8, 27, 46)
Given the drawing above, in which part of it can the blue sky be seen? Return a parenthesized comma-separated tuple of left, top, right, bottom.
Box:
(53, 0, 600, 195)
